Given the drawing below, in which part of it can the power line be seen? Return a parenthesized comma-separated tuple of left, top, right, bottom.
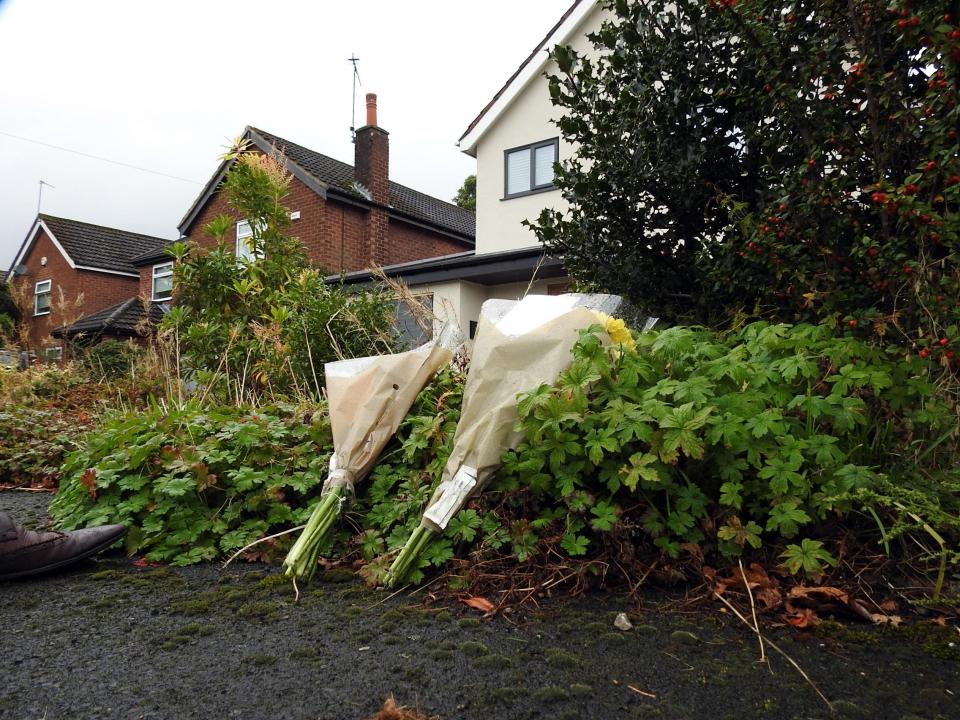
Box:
(0, 129, 204, 185)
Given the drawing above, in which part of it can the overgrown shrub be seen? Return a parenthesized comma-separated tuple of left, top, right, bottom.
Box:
(83, 339, 143, 380)
(50, 402, 334, 565)
(164, 147, 398, 402)
(0, 407, 82, 488)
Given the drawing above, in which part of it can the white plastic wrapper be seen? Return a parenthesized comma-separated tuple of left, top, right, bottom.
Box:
(322, 324, 463, 495)
(420, 293, 621, 531)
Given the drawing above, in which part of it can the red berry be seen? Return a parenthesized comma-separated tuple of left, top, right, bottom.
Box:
(939, 338, 949, 346)
(946, 175, 960, 186)
(867, 247, 878, 257)
(903, 183, 921, 195)
(919, 349, 930, 359)
(848, 319, 858, 328)
(925, 161, 937, 171)
(903, 265, 912, 274)
(897, 19, 908, 28)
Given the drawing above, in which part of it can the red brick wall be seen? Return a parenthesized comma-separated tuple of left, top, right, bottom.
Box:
(386, 218, 471, 264)
(12, 228, 138, 351)
(184, 171, 470, 273)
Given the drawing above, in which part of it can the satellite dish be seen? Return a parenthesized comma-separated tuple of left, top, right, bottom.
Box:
(12, 264, 28, 276)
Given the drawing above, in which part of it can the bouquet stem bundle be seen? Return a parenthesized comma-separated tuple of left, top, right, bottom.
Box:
(385, 525, 435, 587)
(283, 485, 345, 582)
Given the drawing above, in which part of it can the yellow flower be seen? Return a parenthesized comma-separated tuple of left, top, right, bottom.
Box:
(594, 311, 635, 352)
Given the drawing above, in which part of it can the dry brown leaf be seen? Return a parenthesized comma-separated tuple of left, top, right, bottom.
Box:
(80, 468, 97, 500)
(788, 585, 849, 604)
(788, 607, 820, 628)
(368, 696, 439, 720)
(461, 596, 495, 613)
(869, 614, 903, 627)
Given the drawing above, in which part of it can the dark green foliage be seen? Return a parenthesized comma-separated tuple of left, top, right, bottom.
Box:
(453, 174, 476, 212)
(0, 279, 18, 342)
(50, 402, 334, 565)
(533, 0, 960, 347)
(83, 340, 143, 380)
(494, 323, 959, 575)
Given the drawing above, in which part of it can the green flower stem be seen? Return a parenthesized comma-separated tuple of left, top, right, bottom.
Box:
(283, 485, 345, 581)
(385, 524, 436, 587)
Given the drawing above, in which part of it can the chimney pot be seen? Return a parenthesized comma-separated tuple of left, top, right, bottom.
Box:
(365, 93, 378, 127)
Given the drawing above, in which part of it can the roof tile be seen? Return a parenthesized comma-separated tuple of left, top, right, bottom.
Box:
(40, 215, 169, 275)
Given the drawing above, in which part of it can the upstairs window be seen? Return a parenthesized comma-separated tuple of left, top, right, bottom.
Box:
(34, 280, 51, 316)
(152, 262, 174, 302)
(504, 139, 559, 198)
(236, 220, 256, 261)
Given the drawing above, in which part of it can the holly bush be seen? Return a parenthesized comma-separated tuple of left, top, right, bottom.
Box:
(535, 0, 959, 356)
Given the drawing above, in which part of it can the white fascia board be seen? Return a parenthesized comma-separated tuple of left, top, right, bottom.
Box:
(11, 218, 138, 278)
(74, 265, 139, 278)
(458, 0, 598, 156)
(11, 218, 78, 270)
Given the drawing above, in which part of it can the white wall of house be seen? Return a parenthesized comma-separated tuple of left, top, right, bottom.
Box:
(469, 1, 607, 256)
(419, 276, 571, 346)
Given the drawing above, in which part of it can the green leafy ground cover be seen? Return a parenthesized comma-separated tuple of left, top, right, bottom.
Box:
(50, 323, 960, 599)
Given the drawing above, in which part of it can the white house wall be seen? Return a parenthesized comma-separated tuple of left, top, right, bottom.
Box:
(419, 278, 570, 347)
(473, 2, 608, 256)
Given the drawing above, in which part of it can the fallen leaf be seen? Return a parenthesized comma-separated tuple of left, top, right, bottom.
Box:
(869, 613, 903, 627)
(788, 607, 820, 628)
(789, 585, 849, 603)
(80, 468, 97, 500)
(461, 596, 495, 613)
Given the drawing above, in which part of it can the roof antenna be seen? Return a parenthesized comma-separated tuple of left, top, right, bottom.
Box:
(37, 179, 55, 215)
(348, 53, 361, 143)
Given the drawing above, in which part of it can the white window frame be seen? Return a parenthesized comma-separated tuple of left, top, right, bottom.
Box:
(34, 280, 52, 316)
(503, 138, 559, 199)
(43, 346, 63, 362)
(236, 220, 256, 261)
(151, 262, 174, 302)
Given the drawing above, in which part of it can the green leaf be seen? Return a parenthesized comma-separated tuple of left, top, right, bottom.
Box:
(780, 539, 837, 577)
(561, 532, 590, 556)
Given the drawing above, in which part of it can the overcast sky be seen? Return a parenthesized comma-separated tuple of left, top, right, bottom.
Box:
(0, 0, 572, 268)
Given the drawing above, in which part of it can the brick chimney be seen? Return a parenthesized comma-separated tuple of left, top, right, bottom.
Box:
(354, 93, 389, 206)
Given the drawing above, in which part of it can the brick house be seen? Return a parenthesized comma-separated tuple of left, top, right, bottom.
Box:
(175, 94, 474, 273)
(6, 214, 168, 356)
(18, 94, 475, 350)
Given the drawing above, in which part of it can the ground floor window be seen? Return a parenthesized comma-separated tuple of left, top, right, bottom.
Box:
(42, 345, 62, 362)
(395, 294, 433, 348)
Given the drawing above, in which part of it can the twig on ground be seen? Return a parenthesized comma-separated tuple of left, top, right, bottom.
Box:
(221, 524, 305, 568)
(713, 588, 833, 712)
(739, 559, 767, 666)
